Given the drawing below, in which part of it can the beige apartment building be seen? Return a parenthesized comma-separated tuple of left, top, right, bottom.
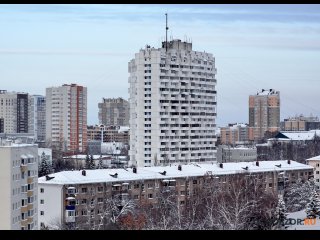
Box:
(87, 125, 129, 145)
(220, 123, 250, 145)
(249, 89, 280, 141)
(0, 141, 38, 230)
(38, 160, 313, 229)
(46, 84, 87, 153)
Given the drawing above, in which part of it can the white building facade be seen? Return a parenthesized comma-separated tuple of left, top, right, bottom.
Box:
(0, 142, 38, 230)
(46, 84, 87, 153)
(129, 39, 217, 167)
(306, 155, 320, 190)
(0, 90, 29, 134)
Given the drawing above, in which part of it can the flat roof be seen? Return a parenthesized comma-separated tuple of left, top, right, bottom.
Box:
(38, 160, 313, 185)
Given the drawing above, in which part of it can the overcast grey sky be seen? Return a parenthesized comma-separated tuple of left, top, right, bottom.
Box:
(1, 4, 320, 126)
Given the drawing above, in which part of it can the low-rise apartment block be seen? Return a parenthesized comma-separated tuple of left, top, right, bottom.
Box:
(38, 160, 313, 229)
(0, 141, 38, 230)
(306, 155, 320, 190)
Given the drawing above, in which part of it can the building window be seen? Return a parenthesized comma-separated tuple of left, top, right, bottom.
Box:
(193, 180, 198, 185)
(40, 199, 44, 204)
(134, 195, 139, 200)
(134, 184, 139, 189)
(81, 199, 87, 204)
(98, 198, 103, 203)
(316, 171, 319, 175)
(148, 194, 153, 199)
(317, 179, 320, 182)
(317, 164, 320, 167)
(81, 188, 87, 193)
(40, 211, 44, 216)
(269, 183, 273, 188)
(97, 186, 103, 192)
(40, 188, 44, 193)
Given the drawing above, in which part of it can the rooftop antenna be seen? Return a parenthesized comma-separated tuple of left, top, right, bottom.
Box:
(165, 13, 168, 52)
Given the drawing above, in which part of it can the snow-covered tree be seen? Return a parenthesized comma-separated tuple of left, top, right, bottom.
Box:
(97, 155, 104, 169)
(97, 195, 136, 230)
(38, 152, 52, 177)
(284, 178, 315, 212)
(89, 155, 95, 169)
(273, 195, 288, 230)
(306, 189, 320, 219)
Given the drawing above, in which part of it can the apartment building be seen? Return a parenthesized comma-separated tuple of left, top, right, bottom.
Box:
(45, 84, 87, 153)
(0, 141, 38, 230)
(38, 160, 313, 229)
(217, 145, 257, 163)
(249, 89, 280, 141)
(306, 155, 320, 190)
(281, 114, 320, 131)
(98, 98, 129, 126)
(87, 125, 129, 145)
(220, 123, 250, 145)
(0, 90, 29, 133)
(29, 95, 46, 142)
(129, 39, 217, 167)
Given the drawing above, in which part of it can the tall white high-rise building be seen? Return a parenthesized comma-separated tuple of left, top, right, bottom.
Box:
(129, 39, 217, 167)
(0, 141, 38, 230)
(0, 90, 29, 133)
(29, 95, 46, 142)
(46, 84, 87, 153)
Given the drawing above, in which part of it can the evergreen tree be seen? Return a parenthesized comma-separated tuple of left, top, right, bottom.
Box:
(97, 155, 104, 169)
(306, 190, 320, 219)
(89, 155, 95, 169)
(284, 178, 315, 212)
(85, 154, 90, 169)
(273, 195, 288, 230)
(38, 152, 52, 177)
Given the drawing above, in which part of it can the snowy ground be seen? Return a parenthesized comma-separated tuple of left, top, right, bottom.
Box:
(287, 210, 320, 230)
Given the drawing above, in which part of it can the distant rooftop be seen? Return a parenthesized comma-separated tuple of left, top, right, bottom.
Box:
(39, 160, 312, 185)
(254, 89, 279, 96)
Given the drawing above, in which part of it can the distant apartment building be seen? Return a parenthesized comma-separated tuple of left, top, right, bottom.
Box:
(281, 114, 320, 131)
(0, 141, 38, 230)
(87, 125, 129, 145)
(249, 89, 280, 141)
(220, 123, 250, 145)
(29, 95, 46, 142)
(38, 160, 313, 229)
(129, 39, 217, 167)
(306, 155, 320, 190)
(217, 145, 257, 163)
(98, 98, 129, 127)
(46, 84, 87, 153)
(0, 90, 29, 133)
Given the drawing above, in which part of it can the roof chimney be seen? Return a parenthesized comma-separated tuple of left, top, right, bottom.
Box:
(256, 161, 259, 167)
(110, 173, 118, 178)
(133, 167, 137, 174)
(160, 171, 166, 176)
(82, 170, 86, 176)
(178, 165, 182, 171)
(219, 163, 223, 168)
(287, 159, 291, 164)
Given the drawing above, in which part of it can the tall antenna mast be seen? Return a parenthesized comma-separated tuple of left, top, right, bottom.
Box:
(165, 13, 168, 52)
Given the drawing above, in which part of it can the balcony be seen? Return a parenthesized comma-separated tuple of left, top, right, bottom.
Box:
(20, 164, 27, 172)
(65, 210, 76, 223)
(66, 205, 76, 211)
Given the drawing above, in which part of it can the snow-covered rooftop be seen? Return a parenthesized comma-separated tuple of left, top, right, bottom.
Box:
(38, 160, 313, 185)
(276, 130, 320, 141)
(306, 155, 320, 161)
(63, 155, 112, 160)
